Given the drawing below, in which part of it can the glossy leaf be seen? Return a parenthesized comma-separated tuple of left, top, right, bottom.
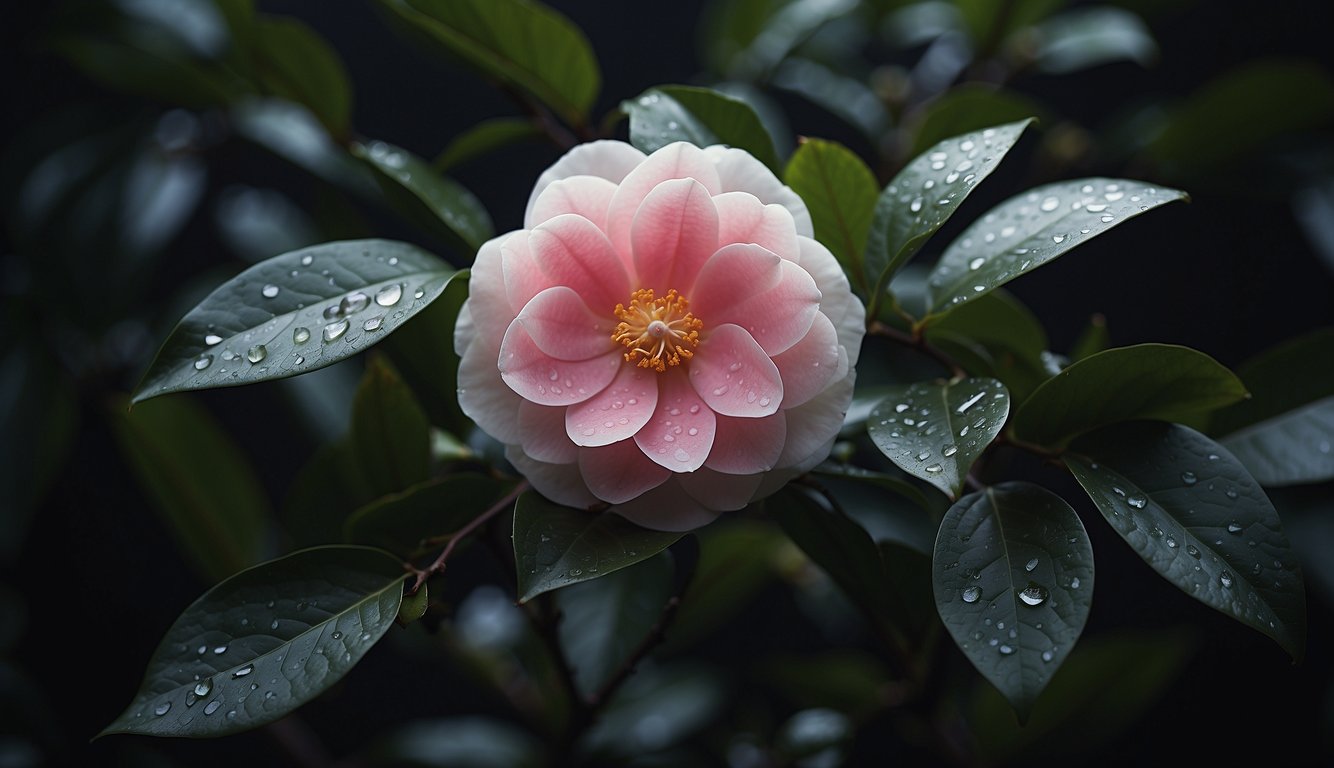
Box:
(558, 552, 674, 696)
(397, 581, 429, 625)
(101, 546, 405, 738)
(923, 179, 1187, 318)
(1211, 327, 1334, 435)
(132, 240, 459, 403)
(344, 474, 510, 554)
(1031, 7, 1157, 75)
(933, 482, 1094, 721)
(249, 16, 352, 136)
(378, 0, 600, 126)
(434, 117, 540, 172)
(231, 99, 371, 190)
(868, 378, 1010, 499)
(923, 290, 1049, 402)
(350, 356, 431, 497)
(111, 395, 269, 583)
(352, 140, 494, 253)
(784, 138, 878, 289)
(718, 0, 859, 80)
(1066, 422, 1306, 660)
(583, 666, 724, 757)
(771, 486, 892, 618)
(665, 520, 784, 651)
(1011, 344, 1247, 449)
(1222, 397, 1334, 487)
(622, 85, 779, 171)
(512, 493, 682, 602)
(866, 120, 1032, 297)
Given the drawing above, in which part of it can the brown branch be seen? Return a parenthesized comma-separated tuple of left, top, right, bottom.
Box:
(407, 481, 529, 593)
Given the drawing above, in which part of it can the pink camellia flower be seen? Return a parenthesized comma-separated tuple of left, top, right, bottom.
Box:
(456, 141, 865, 531)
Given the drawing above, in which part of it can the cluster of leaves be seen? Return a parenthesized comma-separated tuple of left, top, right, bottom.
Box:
(8, 0, 1330, 765)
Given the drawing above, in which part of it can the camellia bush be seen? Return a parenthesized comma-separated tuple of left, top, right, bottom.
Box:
(6, 0, 1334, 765)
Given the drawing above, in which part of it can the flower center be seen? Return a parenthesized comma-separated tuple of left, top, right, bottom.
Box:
(611, 288, 703, 372)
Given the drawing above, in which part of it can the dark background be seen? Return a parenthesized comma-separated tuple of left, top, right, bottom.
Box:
(2, 1, 1333, 766)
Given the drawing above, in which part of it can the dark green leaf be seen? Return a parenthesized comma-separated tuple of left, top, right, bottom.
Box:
(583, 666, 724, 757)
(1068, 314, 1109, 363)
(1221, 397, 1334, 487)
(132, 240, 459, 403)
(383, 270, 471, 435)
(557, 552, 674, 696)
(1031, 7, 1157, 75)
(282, 439, 373, 547)
(344, 474, 511, 555)
(1066, 422, 1306, 660)
(770, 58, 890, 141)
(716, 0, 859, 80)
(397, 582, 429, 625)
(924, 290, 1049, 401)
(812, 463, 939, 546)
(954, 0, 1062, 47)
(868, 378, 1010, 499)
(906, 85, 1046, 160)
(1211, 327, 1334, 435)
(933, 482, 1094, 721)
(350, 356, 431, 497)
(352, 140, 494, 253)
(924, 179, 1187, 318)
(622, 85, 779, 171)
(784, 138, 878, 289)
(111, 395, 269, 583)
(377, 0, 600, 126)
(759, 651, 890, 719)
(101, 546, 405, 738)
(433, 117, 541, 172)
(1149, 60, 1334, 181)
(231, 99, 372, 190)
(665, 520, 784, 651)
(771, 486, 892, 618)
(512, 492, 682, 602)
(968, 631, 1193, 762)
(249, 16, 353, 136)
(1011, 344, 1247, 449)
(866, 120, 1032, 297)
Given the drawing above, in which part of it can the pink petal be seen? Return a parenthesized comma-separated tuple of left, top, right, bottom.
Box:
(776, 372, 854, 470)
(468, 233, 519, 338)
(690, 243, 784, 318)
(579, 441, 670, 504)
(501, 232, 546, 317)
(796, 236, 865, 365)
(606, 142, 722, 260)
(505, 445, 599, 509)
(704, 145, 813, 237)
(705, 412, 787, 474)
(517, 286, 614, 361)
(525, 141, 646, 227)
(528, 175, 618, 232)
(688, 323, 783, 418)
(715, 256, 816, 354)
(713, 192, 800, 260)
(530, 214, 630, 314)
(498, 320, 622, 406)
(566, 364, 659, 447)
(611, 479, 722, 531)
(679, 468, 764, 511)
(458, 336, 522, 444)
(631, 178, 719, 294)
(634, 370, 717, 472)
(771, 311, 841, 408)
(518, 401, 579, 463)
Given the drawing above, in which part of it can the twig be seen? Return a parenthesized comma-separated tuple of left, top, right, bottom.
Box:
(407, 481, 529, 593)
(502, 84, 579, 150)
(588, 593, 684, 709)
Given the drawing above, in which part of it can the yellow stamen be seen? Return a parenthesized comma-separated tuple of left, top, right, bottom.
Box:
(611, 288, 703, 372)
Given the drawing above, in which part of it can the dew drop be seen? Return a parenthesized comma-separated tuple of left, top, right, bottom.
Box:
(194, 354, 213, 370)
(1227, 521, 1243, 534)
(1220, 571, 1234, 589)
(1025, 557, 1039, 572)
(998, 644, 1015, 655)
(261, 284, 280, 299)
(969, 257, 985, 270)
(204, 334, 223, 346)
(1186, 544, 1201, 558)
(362, 315, 385, 332)
(154, 702, 171, 716)
(1069, 576, 1080, 589)
(924, 464, 943, 473)
(194, 679, 213, 697)
(1040, 196, 1060, 212)
(246, 344, 267, 364)
(942, 445, 958, 457)
(1019, 583, 1049, 606)
(204, 700, 222, 716)
(323, 318, 349, 342)
(1126, 495, 1146, 509)
(213, 645, 228, 655)
(293, 326, 311, 344)
(375, 284, 403, 306)
(340, 292, 370, 314)
(1181, 471, 1197, 486)
(961, 586, 981, 603)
